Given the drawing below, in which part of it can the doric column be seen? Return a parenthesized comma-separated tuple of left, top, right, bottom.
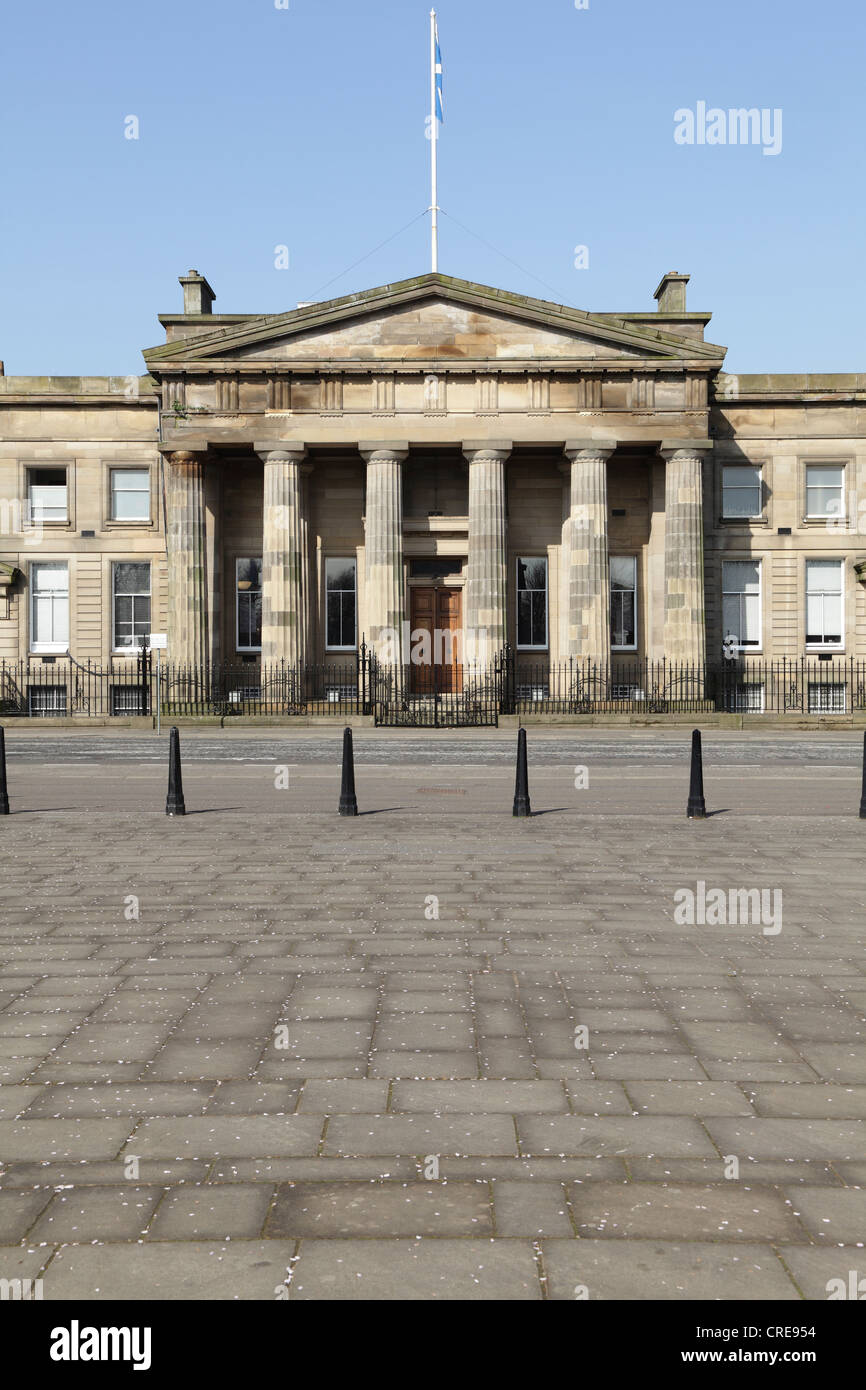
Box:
(361, 443, 408, 658)
(257, 446, 309, 666)
(165, 450, 209, 667)
(464, 443, 510, 658)
(661, 443, 712, 665)
(561, 440, 616, 664)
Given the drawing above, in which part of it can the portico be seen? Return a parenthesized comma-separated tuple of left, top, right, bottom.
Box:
(160, 433, 712, 680)
(149, 269, 722, 675)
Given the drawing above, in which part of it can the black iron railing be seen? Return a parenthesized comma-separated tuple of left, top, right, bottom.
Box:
(2, 647, 866, 720)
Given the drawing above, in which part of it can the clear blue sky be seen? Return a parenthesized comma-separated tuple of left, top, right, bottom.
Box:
(1, 0, 862, 375)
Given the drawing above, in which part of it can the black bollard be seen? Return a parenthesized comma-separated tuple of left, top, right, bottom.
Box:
(0, 727, 9, 816)
(339, 726, 359, 817)
(513, 726, 531, 818)
(687, 728, 706, 820)
(859, 732, 866, 819)
(165, 726, 186, 817)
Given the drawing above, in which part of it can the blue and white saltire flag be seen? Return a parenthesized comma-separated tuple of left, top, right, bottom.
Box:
(435, 23, 444, 122)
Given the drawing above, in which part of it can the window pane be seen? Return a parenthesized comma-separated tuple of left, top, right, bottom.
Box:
(806, 467, 844, 516)
(610, 556, 636, 591)
(517, 592, 533, 647)
(743, 593, 761, 644)
(723, 466, 762, 518)
(33, 596, 51, 642)
(341, 591, 356, 646)
(111, 470, 150, 519)
(326, 558, 356, 592)
(723, 487, 761, 517)
(722, 594, 741, 640)
(530, 590, 546, 646)
(806, 466, 843, 490)
(30, 484, 67, 520)
(823, 594, 842, 640)
(32, 563, 68, 595)
(53, 600, 69, 646)
(238, 593, 262, 648)
(723, 561, 760, 594)
(806, 561, 841, 593)
(114, 562, 150, 596)
(517, 557, 546, 592)
(237, 558, 262, 592)
(612, 592, 635, 647)
(724, 466, 762, 488)
(326, 592, 341, 648)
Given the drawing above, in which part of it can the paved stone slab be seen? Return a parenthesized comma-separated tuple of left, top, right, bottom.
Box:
(42, 1241, 300, 1300)
(624, 1082, 754, 1116)
(705, 1118, 866, 1161)
(782, 1187, 866, 1244)
(148, 1184, 273, 1239)
(323, 1115, 518, 1157)
(747, 1084, 866, 1118)
(23, 1083, 213, 1119)
(780, 1246, 866, 1301)
(289, 1238, 541, 1300)
(542, 1239, 801, 1300)
(567, 1181, 804, 1242)
(518, 1116, 717, 1157)
(0, 1189, 53, 1242)
(492, 1179, 573, 1237)
(267, 1181, 492, 1238)
(29, 1186, 164, 1243)
(124, 1116, 323, 1160)
(390, 1081, 567, 1113)
(0, 1119, 132, 1161)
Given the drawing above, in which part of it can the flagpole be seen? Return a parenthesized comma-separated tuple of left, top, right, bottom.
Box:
(430, 8, 439, 273)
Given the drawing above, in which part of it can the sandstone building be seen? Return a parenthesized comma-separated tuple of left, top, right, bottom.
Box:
(1, 269, 864, 715)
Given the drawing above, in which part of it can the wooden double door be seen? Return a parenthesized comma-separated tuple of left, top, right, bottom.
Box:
(410, 586, 463, 695)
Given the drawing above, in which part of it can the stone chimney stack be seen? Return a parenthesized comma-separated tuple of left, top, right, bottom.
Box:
(654, 272, 690, 314)
(179, 270, 216, 315)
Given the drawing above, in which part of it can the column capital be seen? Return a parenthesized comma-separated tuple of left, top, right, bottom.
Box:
(254, 443, 308, 465)
(164, 448, 207, 467)
(563, 438, 617, 464)
(658, 439, 714, 462)
(359, 441, 409, 464)
(463, 440, 512, 464)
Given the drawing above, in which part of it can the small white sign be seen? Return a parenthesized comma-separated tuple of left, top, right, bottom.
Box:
(148, 633, 167, 650)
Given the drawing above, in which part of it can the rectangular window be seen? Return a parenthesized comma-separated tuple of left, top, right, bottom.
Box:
(724, 682, 766, 713)
(30, 562, 69, 651)
(516, 557, 548, 649)
(722, 560, 762, 649)
(112, 686, 147, 716)
(610, 556, 637, 649)
(110, 468, 150, 521)
(808, 683, 846, 714)
(29, 685, 67, 717)
(236, 558, 263, 651)
(806, 465, 844, 520)
(722, 464, 762, 519)
(28, 469, 67, 523)
(806, 559, 843, 647)
(112, 562, 151, 651)
(326, 558, 357, 650)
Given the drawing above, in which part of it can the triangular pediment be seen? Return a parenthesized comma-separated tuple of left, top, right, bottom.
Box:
(143, 274, 726, 369)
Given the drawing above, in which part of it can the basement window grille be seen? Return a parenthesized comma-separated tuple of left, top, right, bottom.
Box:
(28, 685, 67, 717)
(808, 682, 846, 714)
